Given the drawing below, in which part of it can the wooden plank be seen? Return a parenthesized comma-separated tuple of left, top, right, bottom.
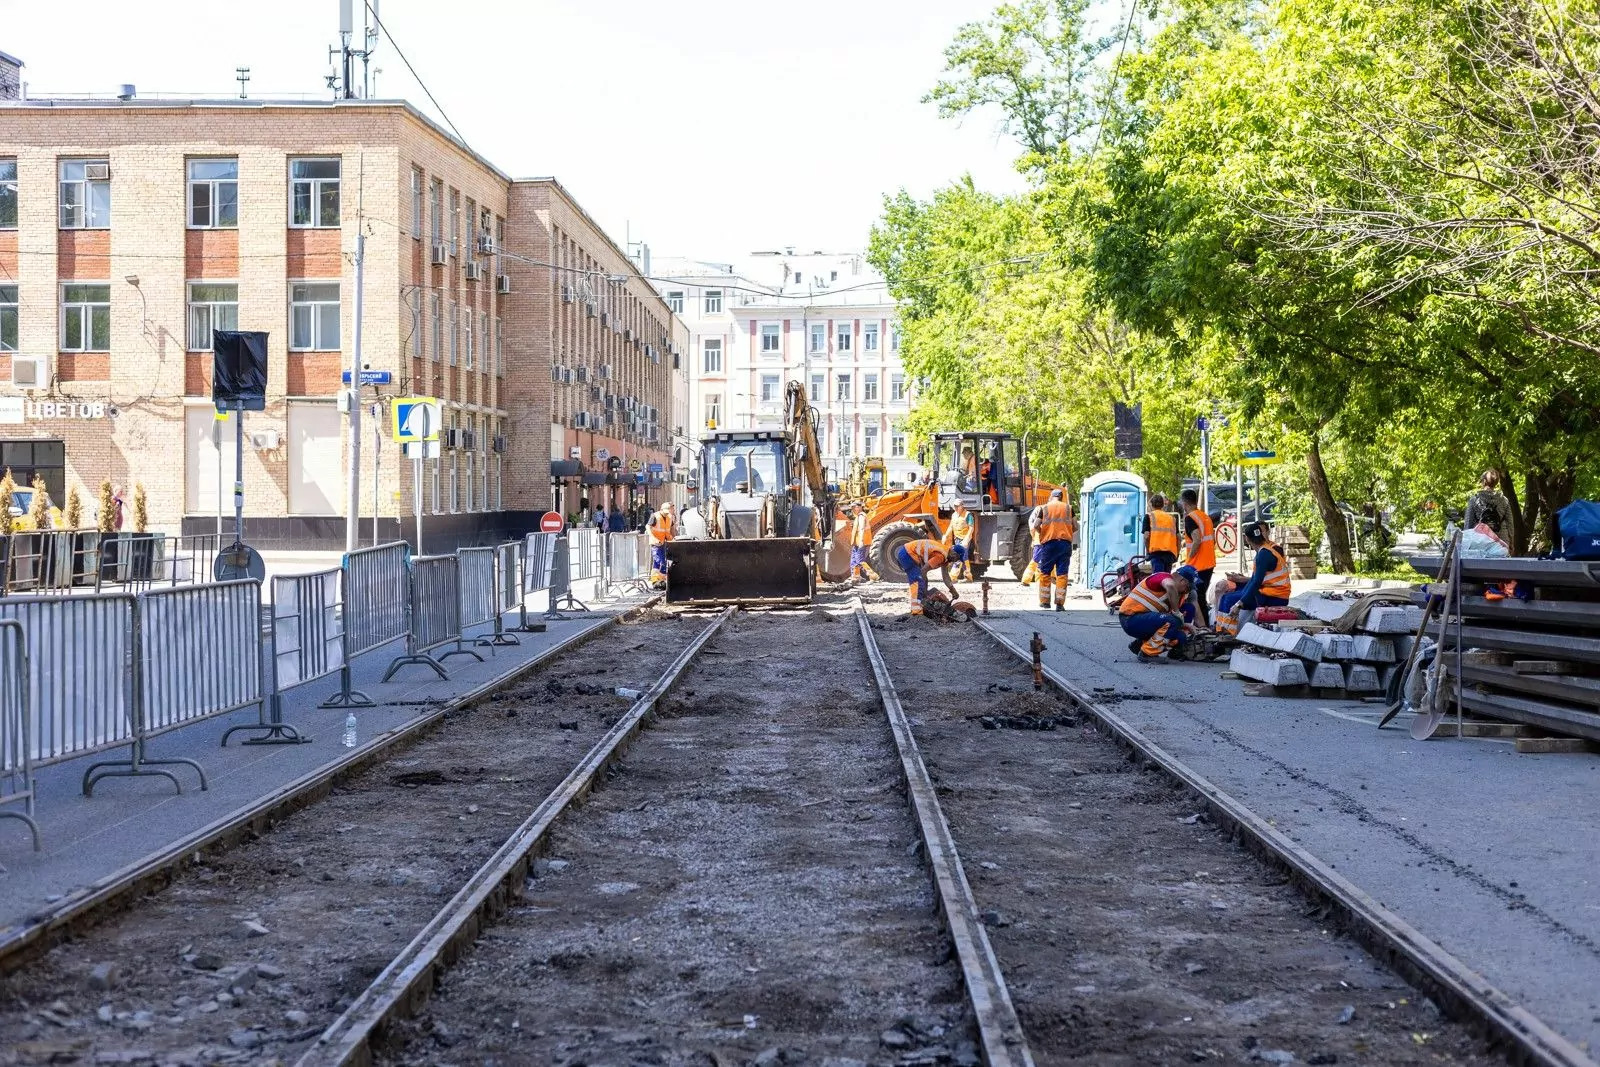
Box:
(1427, 721, 1533, 739)
(1515, 737, 1600, 755)
(1275, 619, 1332, 632)
(1511, 660, 1582, 675)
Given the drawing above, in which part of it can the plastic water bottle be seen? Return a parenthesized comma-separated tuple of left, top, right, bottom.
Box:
(343, 713, 358, 748)
(615, 687, 642, 700)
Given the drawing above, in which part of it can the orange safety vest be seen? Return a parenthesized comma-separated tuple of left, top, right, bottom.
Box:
(851, 512, 871, 548)
(1185, 510, 1216, 571)
(1035, 500, 1076, 543)
(1120, 576, 1173, 616)
(904, 539, 948, 569)
(1148, 510, 1179, 555)
(1259, 542, 1291, 599)
(648, 510, 675, 545)
(947, 509, 976, 546)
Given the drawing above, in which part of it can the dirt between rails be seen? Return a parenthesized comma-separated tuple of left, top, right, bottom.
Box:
(865, 604, 1497, 1067)
(381, 607, 976, 1067)
(0, 613, 707, 1067)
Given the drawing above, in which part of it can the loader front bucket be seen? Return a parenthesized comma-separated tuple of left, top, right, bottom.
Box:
(666, 537, 815, 606)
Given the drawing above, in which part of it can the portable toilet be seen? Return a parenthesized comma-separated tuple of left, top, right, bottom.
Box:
(1078, 471, 1148, 589)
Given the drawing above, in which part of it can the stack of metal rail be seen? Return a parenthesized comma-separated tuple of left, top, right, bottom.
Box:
(1409, 555, 1600, 745)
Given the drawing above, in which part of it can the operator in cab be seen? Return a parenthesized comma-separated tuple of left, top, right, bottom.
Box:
(1120, 565, 1197, 663)
(896, 538, 958, 617)
(647, 501, 676, 588)
(1214, 522, 1292, 635)
(721, 454, 765, 494)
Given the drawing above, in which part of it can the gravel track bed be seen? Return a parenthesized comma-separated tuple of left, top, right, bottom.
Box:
(866, 605, 1496, 1066)
(0, 613, 703, 1067)
(381, 606, 975, 1067)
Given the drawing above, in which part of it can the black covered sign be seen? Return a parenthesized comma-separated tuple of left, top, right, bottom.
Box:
(212, 330, 269, 412)
(1113, 401, 1143, 460)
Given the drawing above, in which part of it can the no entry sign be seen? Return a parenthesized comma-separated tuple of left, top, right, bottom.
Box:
(540, 511, 565, 534)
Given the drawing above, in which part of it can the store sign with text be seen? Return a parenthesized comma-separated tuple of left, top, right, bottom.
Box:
(0, 398, 112, 425)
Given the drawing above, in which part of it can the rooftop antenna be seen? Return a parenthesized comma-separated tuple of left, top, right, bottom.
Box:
(235, 66, 251, 99)
(326, 0, 379, 99)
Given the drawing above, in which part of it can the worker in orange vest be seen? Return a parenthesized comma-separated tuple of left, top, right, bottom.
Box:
(1119, 566, 1196, 662)
(849, 504, 879, 581)
(1028, 489, 1077, 610)
(895, 537, 957, 616)
(647, 501, 675, 587)
(1180, 489, 1217, 628)
(944, 499, 977, 581)
(1214, 522, 1291, 635)
(1144, 494, 1180, 575)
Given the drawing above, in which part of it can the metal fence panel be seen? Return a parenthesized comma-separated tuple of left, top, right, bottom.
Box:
(570, 527, 602, 582)
(382, 555, 468, 681)
(272, 568, 344, 690)
(457, 547, 497, 629)
(137, 581, 265, 737)
(343, 542, 409, 657)
(0, 618, 39, 847)
(495, 542, 521, 614)
(522, 533, 556, 593)
(0, 593, 135, 763)
(606, 532, 650, 589)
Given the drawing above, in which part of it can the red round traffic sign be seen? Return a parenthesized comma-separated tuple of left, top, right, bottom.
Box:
(540, 511, 565, 534)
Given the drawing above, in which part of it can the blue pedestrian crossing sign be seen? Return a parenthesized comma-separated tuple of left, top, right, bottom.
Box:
(392, 397, 441, 443)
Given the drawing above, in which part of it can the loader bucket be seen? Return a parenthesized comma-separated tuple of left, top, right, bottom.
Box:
(666, 537, 815, 606)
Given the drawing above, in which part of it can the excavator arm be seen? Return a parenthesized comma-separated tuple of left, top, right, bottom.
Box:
(784, 380, 837, 526)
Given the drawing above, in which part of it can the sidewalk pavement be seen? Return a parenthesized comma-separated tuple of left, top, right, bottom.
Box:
(979, 578, 1600, 1053)
(0, 580, 651, 934)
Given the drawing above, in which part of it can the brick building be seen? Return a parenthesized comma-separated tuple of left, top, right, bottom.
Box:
(0, 91, 679, 547)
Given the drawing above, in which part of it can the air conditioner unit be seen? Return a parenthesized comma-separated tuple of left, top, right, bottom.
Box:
(624, 329, 633, 342)
(590, 386, 602, 401)
(477, 233, 495, 255)
(84, 162, 111, 181)
(599, 363, 612, 380)
(648, 428, 660, 444)
(492, 435, 507, 454)
(604, 394, 615, 409)
(431, 242, 449, 265)
(586, 302, 597, 318)
(496, 274, 511, 294)
(442, 428, 461, 448)
(561, 286, 573, 303)
(551, 365, 564, 383)
(600, 312, 609, 327)
(561, 368, 574, 384)
(461, 430, 477, 450)
(249, 429, 281, 450)
(464, 261, 484, 282)
(650, 351, 660, 365)
(604, 411, 615, 425)
(576, 366, 589, 383)
(10, 354, 48, 389)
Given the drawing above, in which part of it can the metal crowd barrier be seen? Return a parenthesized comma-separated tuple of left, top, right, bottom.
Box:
(239, 567, 346, 747)
(518, 533, 557, 630)
(489, 541, 522, 647)
(383, 555, 481, 681)
(604, 532, 652, 596)
(546, 535, 589, 616)
(322, 541, 410, 708)
(569, 527, 602, 584)
(0, 531, 225, 598)
(0, 620, 38, 850)
(82, 581, 266, 795)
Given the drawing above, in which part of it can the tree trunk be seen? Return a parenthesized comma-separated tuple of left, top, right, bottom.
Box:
(1306, 434, 1354, 572)
(1501, 468, 1530, 555)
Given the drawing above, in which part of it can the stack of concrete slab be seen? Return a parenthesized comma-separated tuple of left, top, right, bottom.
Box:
(1229, 617, 1401, 694)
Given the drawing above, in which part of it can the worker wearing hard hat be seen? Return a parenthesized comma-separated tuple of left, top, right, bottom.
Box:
(1028, 489, 1077, 611)
(1180, 489, 1217, 628)
(1214, 522, 1291, 635)
(896, 537, 958, 616)
(1144, 494, 1179, 575)
(647, 501, 676, 587)
(944, 499, 977, 581)
(849, 504, 879, 581)
(1120, 565, 1197, 662)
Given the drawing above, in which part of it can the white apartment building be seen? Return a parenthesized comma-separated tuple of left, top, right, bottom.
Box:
(651, 251, 918, 488)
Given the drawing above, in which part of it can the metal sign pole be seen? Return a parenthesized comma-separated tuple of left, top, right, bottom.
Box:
(372, 401, 381, 548)
(1235, 463, 1245, 572)
(233, 398, 244, 546)
(1199, 418, 1210, 513)
(414, 406, 431, 555)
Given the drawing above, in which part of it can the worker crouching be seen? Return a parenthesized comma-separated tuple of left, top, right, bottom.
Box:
(1030, 489, 1077, 611)
(1214, 522, 1291, 635)
(896, 538, 958, 616)
(647, 502, 676, 587)
(1119, 566, 1197, 662)
(849, 505, 879, 581)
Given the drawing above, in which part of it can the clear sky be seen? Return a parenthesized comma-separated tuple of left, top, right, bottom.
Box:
(2, 0, 1037, 262)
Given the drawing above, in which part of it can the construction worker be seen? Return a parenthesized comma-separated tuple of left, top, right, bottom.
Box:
(647, 501, 675, 587)
(1119, 566, 1195, 662)
(1144, 493, 1180, 575)
(944, 500, 977, 580)
(1215, 522, 1291, 635)
(1028, 488, 1077, 611)
(849, 504, 879, 581)
(895, 537, 957, 616)
(1179, 489, 1216, 628)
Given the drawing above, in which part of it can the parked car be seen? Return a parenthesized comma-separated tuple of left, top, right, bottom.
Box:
(5, 487, 37, 530)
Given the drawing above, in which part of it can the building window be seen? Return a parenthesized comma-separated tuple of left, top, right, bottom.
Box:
(0, 286, 16, 351)
(187, 159, 238, 228)
(704, 290, 723, 314)
(411, 167, 424, 238)
(463, 311, 474, 369)
(864, 425, 879, 456)
(760, 374, 780, 403)
(705, 394, 721, 427)
(836, 322, 853, 352)
(495, 316, 503, 377)
(891, 424, 907, 457)
(864, 323, 880, 352)
(430, 178, 444, 244)
(289, 282, 340, 350)
(666, 291, 683, 314)
(465, 424, 476, 512)
(809, 323, 825, 353)
(430, 293, 442, 361)
(187, 283, 239, 351)
(810, 373, 823, 402)
(838, 426, 853, 457)
(449, 415, 460, 513)
(890, 372, 906, 402)
(891, 324, 901, 351)
(60, 283, 111, 351)
(449, 302, 459, 365)
(59, 159, 111, 229)
(448, 187, 461, 255)
(836, 372, 852, 401)
(289, 158, 341, 228)
(863, 373, 879, 402)
(702, 338, 722, 373)
(0, 159, 17, 230)
(760, 323, 781, 354)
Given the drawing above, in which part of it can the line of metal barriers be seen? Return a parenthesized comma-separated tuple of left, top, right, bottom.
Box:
(0, 530, 224, 598)
(0, 530, 656, 851)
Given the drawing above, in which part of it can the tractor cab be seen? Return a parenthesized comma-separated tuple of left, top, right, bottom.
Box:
(927, 433, 1029, 512)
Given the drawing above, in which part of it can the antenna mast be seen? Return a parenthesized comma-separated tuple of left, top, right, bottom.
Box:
(327, 0, 380, 99)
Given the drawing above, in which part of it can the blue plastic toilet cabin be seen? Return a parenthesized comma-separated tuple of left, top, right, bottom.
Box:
(1077, 471, 1148, 587)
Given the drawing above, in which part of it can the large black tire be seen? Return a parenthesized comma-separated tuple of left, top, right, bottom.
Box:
(1008, 536, 1033, 581)
(871, 521, 925, 582)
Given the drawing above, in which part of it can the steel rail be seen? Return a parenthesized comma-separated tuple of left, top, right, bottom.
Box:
(854, 604, 1036, 1067)
(297, 606, 737, 1067)
(973, 617, 1596, 1067)
(0, 596, 662, 974)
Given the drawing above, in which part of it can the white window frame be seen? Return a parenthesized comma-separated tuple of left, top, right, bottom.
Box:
(430, 456, 441, 514)
(863, 373, 879, 402)
(891, 324, 902, 351)
(864, 323, 880, 352)
(809, 373, 823, 402)
(463, 311, 474, 369)
(186, 282, 239, 351)
(809, 323, 826, 353)
(289, 157, 341, 228)
(430, 178, 444, 243)
(760, 323, 781, 354)
(760, 374, 780, 403)
(891, 372, 906, 402)
(0, 158, 15, 230)
(448, 187, 461, 255)
(836, 322, 853, 352)
(836, 372, 852, 402)
(838, 426, 853, 458)
(863, 425, 880, 456)
(465, 424, 476, 512)
(703, 289, 723, 314)
(449, 414, 460, 513)
(0, 285, 17, 352)
(449, 302, 460, 366)
(411, 167, 424, 238)
(430, 293, 443, 361)
(890, 425, 907, 458)
(288, 281, 341, 351)
(702, 338, 723, 374)
(59, 159, 111, 229)
(60, 282, 111, 352)
(705, 394, 722, 427)
(666, 291, 683, 314)
(187, 158, 239, 229)
(495, 316, 504, 377)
